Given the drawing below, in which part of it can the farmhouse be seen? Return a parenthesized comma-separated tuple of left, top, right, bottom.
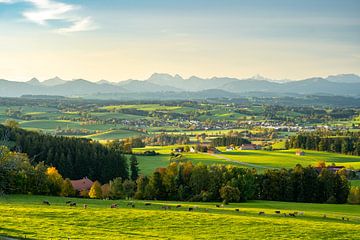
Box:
(71, 177, 94, 192)
(240, 144, 260, 150)
(208, 147, 222, 154)
(295, 150, 305, 156)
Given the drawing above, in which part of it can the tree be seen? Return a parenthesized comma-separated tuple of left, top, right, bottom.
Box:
(122, 179, 136, 199)
(46, 167, 63, 195)
(109, 177, 124, 199)
(348, 187, 360, 204)
(89, 181, 102, 199)
(130, 155, 139, 181)
(4, 119, 19, 128)
(220, 185, 240, 204)
(61, 178, 75, 197)
(101, 183, 111, 199)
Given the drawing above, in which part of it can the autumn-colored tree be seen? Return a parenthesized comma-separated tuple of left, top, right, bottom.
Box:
(46, 167, 63, 195)
(89, 181, 102, 199)
(220, 185, 240, 204)
(61, 178, 75, 197)
(101, 183, 111, 199)
(315, 160, 326, 168)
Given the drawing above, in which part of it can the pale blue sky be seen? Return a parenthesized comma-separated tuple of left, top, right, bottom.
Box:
(0, 0, 359, 81)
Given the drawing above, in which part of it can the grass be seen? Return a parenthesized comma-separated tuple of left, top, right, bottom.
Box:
(133, 146, 360, 175)
(217, 149, 360, 169)
(0, 195, 359, 239)
(351, 180, 360, 187)
(85, 129, 146, 141)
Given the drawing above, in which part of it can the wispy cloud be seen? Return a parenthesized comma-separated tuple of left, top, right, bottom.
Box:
(0, 0, 97, 33)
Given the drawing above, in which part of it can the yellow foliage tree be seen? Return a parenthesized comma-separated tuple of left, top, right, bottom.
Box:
(46, 167, 63, 195)
(89, 181, 102, 199)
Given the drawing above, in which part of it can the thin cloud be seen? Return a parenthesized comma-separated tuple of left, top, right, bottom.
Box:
(0, 0, 97, 33)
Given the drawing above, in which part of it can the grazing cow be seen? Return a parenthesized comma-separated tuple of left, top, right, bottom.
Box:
(275, 211, 281, 214)
(342, 217, 345, 221)
(176, 205, 182, 208)
(69, 202, 76, 207)
(258, 211, 265, 215)
(83, 204, 88, 209)
(220, 204, 224, 208)
(215, 204, 221, 208)
(145, 203, 151, 206)
(65, 201, 72, 204)
(111, 204, 118, 208)
(235, 208, 240, 212)
(188, 207, 194, 211)
(293, 211, 298, 215)
(43, 200, 50, 206)
(288, 213, 296, 217)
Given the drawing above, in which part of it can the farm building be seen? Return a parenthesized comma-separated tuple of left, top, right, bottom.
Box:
(295, 150, 305, 156)
(208, 147, 222, 154)
(226, 146, 235, 151)
(240, 144, 260, 150)
(71, 177, 94, 192)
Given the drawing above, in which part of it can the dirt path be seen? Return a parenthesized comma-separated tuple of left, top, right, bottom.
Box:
(203, 152, 279, 169)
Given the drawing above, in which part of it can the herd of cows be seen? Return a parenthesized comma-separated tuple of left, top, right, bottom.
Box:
(41, 200, 352, 222)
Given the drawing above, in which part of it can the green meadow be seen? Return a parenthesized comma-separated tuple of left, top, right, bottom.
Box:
(0, 195, 359, 240)
(133, 146, 360, 175)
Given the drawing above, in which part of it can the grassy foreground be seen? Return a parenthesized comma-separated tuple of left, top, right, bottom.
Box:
(0, 195, 359, 239)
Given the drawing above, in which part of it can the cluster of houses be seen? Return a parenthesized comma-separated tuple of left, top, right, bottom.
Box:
(226, 144, 261, 151)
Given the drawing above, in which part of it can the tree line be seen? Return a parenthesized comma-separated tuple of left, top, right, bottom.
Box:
(0, 124, 128, 183)
(211, 136, 250, 147)
(289, 131, 360, 156)
(126, 162, 349, 204)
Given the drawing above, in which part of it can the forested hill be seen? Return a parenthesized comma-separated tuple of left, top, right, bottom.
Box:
(0, 124, 128, 183)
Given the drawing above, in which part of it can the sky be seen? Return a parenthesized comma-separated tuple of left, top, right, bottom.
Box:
(0, 0, 359, 82)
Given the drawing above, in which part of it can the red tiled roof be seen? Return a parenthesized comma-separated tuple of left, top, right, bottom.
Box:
(70, 177, 94, 191)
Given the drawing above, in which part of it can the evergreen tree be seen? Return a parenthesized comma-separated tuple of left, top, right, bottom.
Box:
(130, 155, 139, 181)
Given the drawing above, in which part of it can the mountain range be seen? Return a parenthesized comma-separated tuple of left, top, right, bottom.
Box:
(1, 73, 360, 99)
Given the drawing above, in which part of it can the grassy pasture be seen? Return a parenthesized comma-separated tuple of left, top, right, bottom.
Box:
(132, 146, 360, 175)
(351, 180, 360, 187)
(0, 195, 359, 239)
(85, 129, 146, 141)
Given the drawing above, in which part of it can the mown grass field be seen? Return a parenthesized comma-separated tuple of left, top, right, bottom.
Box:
(0, 195, 359, 240)
(133, 146, 360, 175)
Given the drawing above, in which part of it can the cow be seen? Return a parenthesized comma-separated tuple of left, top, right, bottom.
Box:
(144, 203, 151, 206)
(215, 204, 221, 208)
(258, 211, 265, 215)
(275, 211, 281, 214)
(235, 208, 240, 212)
(176, 205, 182, 208)
(69, 202, 76, 207)
(83, 204, 88, 209)
(288, 213, 296, 217)
(111, 204, 118, 208)
(188, 207, 194, 211)
(43, 200, 50, 205)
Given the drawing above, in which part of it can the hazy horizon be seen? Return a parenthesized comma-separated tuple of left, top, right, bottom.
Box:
(1, 0, 360, 81)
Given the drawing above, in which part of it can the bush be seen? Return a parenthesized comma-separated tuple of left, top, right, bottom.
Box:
(220, 185, 240, 204)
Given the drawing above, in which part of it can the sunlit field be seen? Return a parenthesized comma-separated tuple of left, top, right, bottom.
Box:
(0, 195, 359, 240)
